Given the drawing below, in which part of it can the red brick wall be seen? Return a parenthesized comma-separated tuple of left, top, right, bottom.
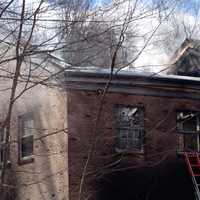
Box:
(68, 89, 200, 200)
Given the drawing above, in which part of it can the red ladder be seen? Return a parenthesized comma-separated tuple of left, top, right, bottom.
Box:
(184, 152, 200, 200)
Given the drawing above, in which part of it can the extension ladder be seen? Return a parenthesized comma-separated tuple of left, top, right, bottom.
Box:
(184, 152, 200, 200)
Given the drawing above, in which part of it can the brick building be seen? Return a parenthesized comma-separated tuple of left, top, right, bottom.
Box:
(65, 68, 200, 200)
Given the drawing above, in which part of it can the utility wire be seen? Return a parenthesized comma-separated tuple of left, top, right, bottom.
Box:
(0, 17, 127, 23)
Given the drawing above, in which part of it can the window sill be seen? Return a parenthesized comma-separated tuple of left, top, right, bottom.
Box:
(18, 155, 34, 165)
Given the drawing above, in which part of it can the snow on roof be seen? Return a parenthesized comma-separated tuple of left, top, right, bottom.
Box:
(47, 53, 71, 69)
(65, 66, 200, 83)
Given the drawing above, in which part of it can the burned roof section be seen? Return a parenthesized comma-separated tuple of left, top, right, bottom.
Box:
(169, 38, 200, 77)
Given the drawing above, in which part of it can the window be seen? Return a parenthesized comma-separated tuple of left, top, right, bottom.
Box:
(115, 105, 145, 152)
(0, 128, 5, 167)
(177, 111, 200, 152)
(0, 127, 10, 170)
(177, 111, 200, 133)
(19, 114, 34, 163)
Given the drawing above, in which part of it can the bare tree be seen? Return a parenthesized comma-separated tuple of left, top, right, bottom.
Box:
(0, 0, 196, 200)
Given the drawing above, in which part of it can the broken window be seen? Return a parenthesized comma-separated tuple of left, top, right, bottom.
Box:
(177, 111, 200, 133)
(115, 106, 144, 152)
(19, 114, 34, 163)
(177, 111, 200, 152)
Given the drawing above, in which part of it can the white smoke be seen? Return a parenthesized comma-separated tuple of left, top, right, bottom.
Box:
(14, 0, 200, 73)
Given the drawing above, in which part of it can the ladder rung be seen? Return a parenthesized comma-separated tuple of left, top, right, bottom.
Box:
(188, 154, 197, 156)
(194, 174, 200, 176)
(188, 156, 198, 158)
(191, 164, 200, 167)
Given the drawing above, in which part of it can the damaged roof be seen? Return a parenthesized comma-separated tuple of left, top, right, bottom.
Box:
(169, 38, 200, 77)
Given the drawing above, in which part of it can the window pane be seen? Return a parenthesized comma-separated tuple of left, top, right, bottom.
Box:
(0, 128, 5, 142)
(23, 118, 34, 136)
(0, 148, 3, 163)
(21, 136, 33, 157)
(184, 134, 198, 151)
(129, 129, 144, 151)
(117, 129, 129, 150)
(183, 117, 197, 132)
(117, 107, 138, 127)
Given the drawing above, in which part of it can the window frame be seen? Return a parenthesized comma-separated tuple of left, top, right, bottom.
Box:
(176, 110, 200, 152)
(18, 113, 34, 165)
(115, 105, 145, 153)
(176, 110, 200, 134)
